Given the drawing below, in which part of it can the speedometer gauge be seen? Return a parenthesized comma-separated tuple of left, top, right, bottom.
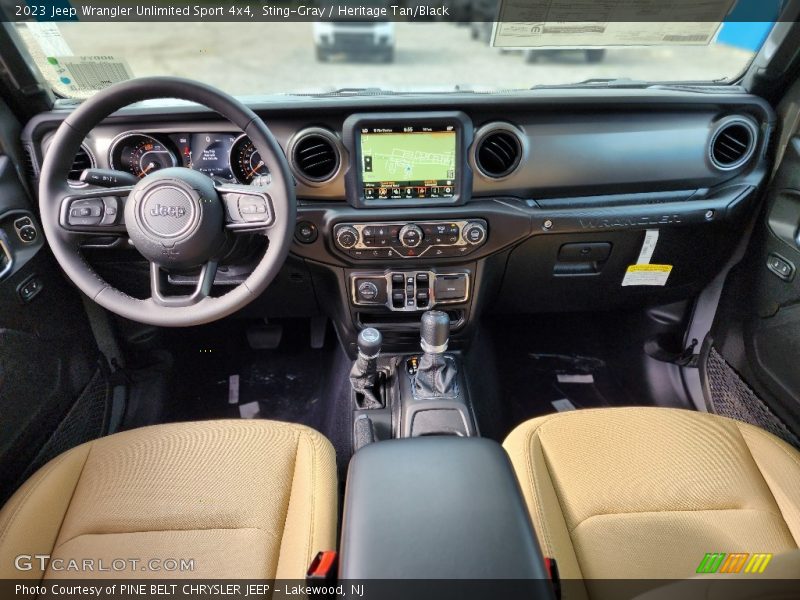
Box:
(109, 133, 178, 178)
(231, 135, 270, 184)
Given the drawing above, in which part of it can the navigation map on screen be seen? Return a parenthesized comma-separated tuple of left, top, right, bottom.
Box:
(360, 126, 456, 199)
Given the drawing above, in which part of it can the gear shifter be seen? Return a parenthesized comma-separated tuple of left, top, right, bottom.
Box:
(350, 327, 384, 409)
(414, 310, 458, 399)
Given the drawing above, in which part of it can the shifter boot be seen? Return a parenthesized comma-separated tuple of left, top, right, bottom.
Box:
(414, 352, 458, 399)
(350, 328, 384, 409)
(412, 310, 458, 399)
(350, 353, 383, 409)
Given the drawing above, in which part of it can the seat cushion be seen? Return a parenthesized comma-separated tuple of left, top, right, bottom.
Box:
(0, 419, 337, 580)
(503, 407, 800, 585)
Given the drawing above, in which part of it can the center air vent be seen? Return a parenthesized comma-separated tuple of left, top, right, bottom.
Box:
(709, 118, 757, 171)
(68, 145, 95, 184)
(291, 129, 340, 184)
(475, 127, 523, 179)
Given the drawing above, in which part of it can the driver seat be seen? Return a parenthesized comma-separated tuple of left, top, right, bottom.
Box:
(0, 420, 337, 579)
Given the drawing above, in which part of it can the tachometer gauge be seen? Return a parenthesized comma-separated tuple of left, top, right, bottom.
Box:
(109, 133, 178, 178)
(230, 135, 270, 184)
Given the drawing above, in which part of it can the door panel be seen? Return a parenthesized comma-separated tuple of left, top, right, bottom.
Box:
(0, 127, 99, 503)
(710, 111, 800, 436)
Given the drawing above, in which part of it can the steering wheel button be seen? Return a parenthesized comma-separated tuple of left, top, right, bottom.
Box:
(238, 196, 269, 222)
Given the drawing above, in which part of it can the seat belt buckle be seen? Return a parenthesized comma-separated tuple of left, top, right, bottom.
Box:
(545, 557, 561, 600)
(306, 550, 338, 598)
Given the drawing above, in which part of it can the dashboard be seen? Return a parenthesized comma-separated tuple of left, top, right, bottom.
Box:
(20, 90, 775, 351)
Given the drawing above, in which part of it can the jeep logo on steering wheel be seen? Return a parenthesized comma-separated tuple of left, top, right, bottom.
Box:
(149, 204, 187, 218)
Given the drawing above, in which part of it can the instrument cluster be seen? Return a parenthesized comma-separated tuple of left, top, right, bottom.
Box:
(109, 131, 270, 184)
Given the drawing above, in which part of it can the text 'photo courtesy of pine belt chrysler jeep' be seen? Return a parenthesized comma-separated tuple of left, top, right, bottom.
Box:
(0, 1, 800, 599)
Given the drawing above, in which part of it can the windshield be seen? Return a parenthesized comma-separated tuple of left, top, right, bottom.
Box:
(16, 20, 775, 98)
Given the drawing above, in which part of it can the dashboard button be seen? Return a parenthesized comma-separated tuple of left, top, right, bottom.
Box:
(357, 280, 379, 302)
(462, 221, 487, 245)
(399, 224, 423, 248)
(392, 290, 405, 308)
(336, 226, 359, 249)
(295, 221, 318, 244)
(435, 274, 468, 301)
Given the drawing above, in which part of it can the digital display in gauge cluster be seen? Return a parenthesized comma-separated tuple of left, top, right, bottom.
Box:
(109, 132, 269, 184)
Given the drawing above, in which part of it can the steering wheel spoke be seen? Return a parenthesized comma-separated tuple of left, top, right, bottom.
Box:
(217, 183, 276, 233)
(58, 184, 132, 236)
(150, 260, 217, 307)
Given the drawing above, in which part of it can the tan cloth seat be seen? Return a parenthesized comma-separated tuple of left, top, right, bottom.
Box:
(0, 420, 337, 580)
(504, 408, 800, 590)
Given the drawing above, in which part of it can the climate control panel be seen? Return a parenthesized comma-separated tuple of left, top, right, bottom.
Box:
(333, 219, 487, 260)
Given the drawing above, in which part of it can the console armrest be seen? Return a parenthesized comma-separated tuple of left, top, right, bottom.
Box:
(340, 436, 552, 583)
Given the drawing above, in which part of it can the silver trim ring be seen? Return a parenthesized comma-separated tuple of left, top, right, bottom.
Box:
(108, 131, 179, 176)
(286, 126, 344, 187)
(421, 339, 449, 354)
(708, 116, 759, 172)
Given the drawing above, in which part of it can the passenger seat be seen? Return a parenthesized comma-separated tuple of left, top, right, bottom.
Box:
(503, 407, 800, 586)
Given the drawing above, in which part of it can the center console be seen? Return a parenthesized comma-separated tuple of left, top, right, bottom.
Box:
(339, 436, 553, 591)
(348, 310, 478, 447)
(338, 313, 553, 595)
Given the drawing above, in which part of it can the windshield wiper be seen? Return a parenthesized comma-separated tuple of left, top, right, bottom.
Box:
(306, 87, 399, 96)
(531, 77, 651, 89)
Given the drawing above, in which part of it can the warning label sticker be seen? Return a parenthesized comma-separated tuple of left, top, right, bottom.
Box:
(491, 0, 733, 48)
(622, 264, 673, 287)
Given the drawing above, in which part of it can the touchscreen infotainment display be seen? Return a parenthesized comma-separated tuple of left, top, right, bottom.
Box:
(360, 125, 456, 199)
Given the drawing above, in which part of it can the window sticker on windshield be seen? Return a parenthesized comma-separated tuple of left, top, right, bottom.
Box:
(491, 0, 734, 48)
(25, 23, 73, 57)
(622, 229, 672, 286)
(46, 56, 134, 93)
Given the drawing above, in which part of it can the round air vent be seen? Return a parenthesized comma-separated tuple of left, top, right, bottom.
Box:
(475, 127, 523, 179)
(68, 145, 95, 185)
(709, 118, 757, 171)
(290, 129, 340, 184)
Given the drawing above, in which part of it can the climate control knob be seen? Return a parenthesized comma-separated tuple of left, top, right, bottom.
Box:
(462, 221, 487, 245)
(398, 224, 423, 248)
(336, 225, 359, 249)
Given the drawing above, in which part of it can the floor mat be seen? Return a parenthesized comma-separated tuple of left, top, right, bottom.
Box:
(706, 346, 800, 447)
(484, 312, 675, 439)
(180, 348, 328, 423)
(500, 350, 635, 424)
(163, 319, 355, 478)
(169, 325, 329, 430)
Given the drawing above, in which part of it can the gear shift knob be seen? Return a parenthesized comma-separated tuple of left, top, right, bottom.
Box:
(420, 310, 450, 354)
(357, 327, 382, 359)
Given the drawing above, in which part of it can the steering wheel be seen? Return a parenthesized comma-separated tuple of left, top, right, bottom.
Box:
(39, 77, 296, 327)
